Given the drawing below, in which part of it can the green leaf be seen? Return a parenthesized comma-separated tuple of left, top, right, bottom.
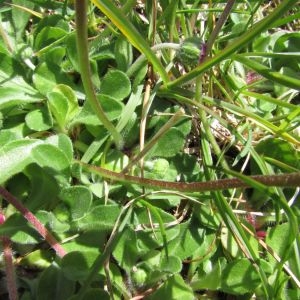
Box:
(167, 221, 206, 260)
(66, 32, 80, 72)
(74, 205, 121, 232)
(195, 205, 220, 230)
(0, 52, 37, 94)
(170, 154, 202, 182)
(33, 62, 75, 95)
(61, 251, 99, 281)
(0, 128, 22, 146)
(74, 94, 124, 126)
(254, 138, 299, 171)
(24, 164, 60, 211)
(113, 227, 139, 271)
(37, 264, 75, 300)
(89, 39, 115, 61)
(160, 255, 182, 274)
(0, 139, 41, 184)
(114, 36, 133, 72)
(103, 149, 129, 172)
(0, 86, 42, 110)
(36, 210, 70, 233)
(221, 259, 261, 295)
(42, 46, 66, 65)
(0, 214, 40, 244)
(221, 226, 259, 258)
(12, 0, 35, 41)
(31, 143, 71, 185)
(80, 289, 110, 300)
(45, 133, 73, 163)
(34, 26, 67, 50)
(47, 91, 69, 129)
(266, 222, 293, 265)
(60, 186, 92, 220)
(133, 206, 176, 225)
(147, 127, 185, 158)
(100, 69, 131, 101)
(116, 84, 143, 132)
(47, 84, 79, 129)
(25, 104, 53, 131)
(191, 258, 225, 291)
(0, 50, 25, 80)
(144, 158, 170, 180)
(34, 14, 69, 37)
(272, 32, 300, 72)
(147, 274, 194, 300)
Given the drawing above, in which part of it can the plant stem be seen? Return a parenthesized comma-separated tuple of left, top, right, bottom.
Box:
(1, 236, 18, 300)
(0, 187, 66, 258)
(75, 0, 123, 149)
(204, 0, 236, 60)
(78, 162, 300, 193)
(0, 211, 18, 300)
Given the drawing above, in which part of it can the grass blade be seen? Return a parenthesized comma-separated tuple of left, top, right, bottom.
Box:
(91, 0, 169, 83)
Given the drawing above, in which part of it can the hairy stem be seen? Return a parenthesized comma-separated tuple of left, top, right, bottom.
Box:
(1, 236, 18, 300)
(0, 187, 66, 258)
(78, 162, 300, 192)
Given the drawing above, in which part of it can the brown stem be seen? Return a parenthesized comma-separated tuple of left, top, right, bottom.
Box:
(1, 236, 18, 300)
(0, 187, 67, 258)
(79, 162, 300, 192)
(206, 0, 236, 55)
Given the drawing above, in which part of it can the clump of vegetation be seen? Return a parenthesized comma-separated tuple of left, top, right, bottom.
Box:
(0, 1, 299, 299)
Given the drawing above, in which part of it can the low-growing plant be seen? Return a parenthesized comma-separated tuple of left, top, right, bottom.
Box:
(0, 0, 299, 299)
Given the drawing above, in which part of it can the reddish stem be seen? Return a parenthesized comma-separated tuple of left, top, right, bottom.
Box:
(0, 187, 67, 258)
(1, 236, 18, 300)
(1, 211, 18, 300)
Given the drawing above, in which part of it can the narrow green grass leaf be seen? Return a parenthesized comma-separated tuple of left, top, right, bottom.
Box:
(91, 0, 169, 83)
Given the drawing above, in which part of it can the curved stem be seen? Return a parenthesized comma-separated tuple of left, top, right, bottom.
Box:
(78, 162, 300, 193)
(75, 0, 123, 148)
